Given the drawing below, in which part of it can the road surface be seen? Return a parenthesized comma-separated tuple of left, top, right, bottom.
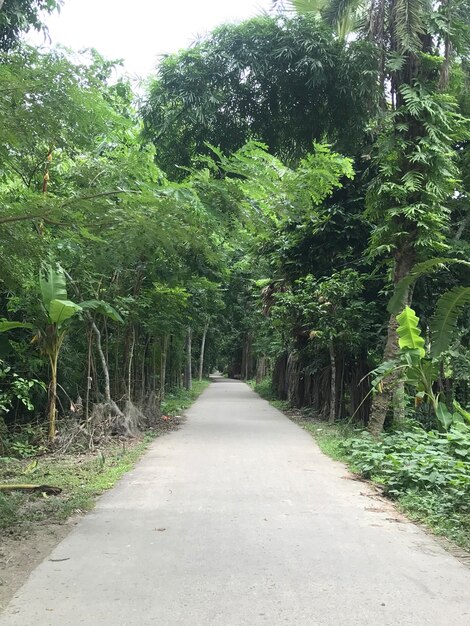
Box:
(1, 379, 469, 625)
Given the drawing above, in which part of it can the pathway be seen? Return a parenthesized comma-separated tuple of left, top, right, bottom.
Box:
(1, 379, 469, 625)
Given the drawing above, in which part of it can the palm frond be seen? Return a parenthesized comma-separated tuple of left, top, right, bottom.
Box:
(273, 0, 326, 13)
(392, 0, 428, 53)
(430, 287, 470, 358)
(388, 257, 470, 314)
(323, 0, 364, 37)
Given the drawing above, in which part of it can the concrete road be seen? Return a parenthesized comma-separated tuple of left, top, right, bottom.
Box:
(1, 380, 469, 626)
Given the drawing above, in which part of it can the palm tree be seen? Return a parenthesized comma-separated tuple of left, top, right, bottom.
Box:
(273, 0, 363, 41)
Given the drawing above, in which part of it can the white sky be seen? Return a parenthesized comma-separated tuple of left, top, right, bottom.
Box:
(31, 0, 273, 79)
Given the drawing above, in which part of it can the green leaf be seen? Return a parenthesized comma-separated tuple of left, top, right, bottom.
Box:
(436, 402, 454, 431)
(79, 300, 124, 323)
(453, 400, 470, 424)
(0, 320, 32, 333)
(397, 306, 425, 357)
(48, 300, 82, 325)
(430, 287, 470, 359)
(39, 264, 68, 311)
(388, 258, 470, 314)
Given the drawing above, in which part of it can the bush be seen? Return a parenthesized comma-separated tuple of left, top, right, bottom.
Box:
(341, 425, 470, 513)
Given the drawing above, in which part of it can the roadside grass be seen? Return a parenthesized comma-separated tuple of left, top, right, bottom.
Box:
(0, 380, 210, 536)
(160, 379, 210, 416)
(247, 378, 289, 412)
(0, 437, 153, 534)
(251, 378, 470, 552)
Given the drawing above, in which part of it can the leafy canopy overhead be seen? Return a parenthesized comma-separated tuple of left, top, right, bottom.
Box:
(142, 15, 378, 178)
(0, 0, 62, 51)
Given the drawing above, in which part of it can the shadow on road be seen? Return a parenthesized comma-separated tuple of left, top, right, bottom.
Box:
(209, 374, 244, 384)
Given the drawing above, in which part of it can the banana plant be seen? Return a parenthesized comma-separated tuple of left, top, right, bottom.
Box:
(1, 264, 123, 441)
(370, 294, 470, 430)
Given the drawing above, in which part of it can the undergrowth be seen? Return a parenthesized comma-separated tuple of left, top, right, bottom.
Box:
(0, 438, 152, 534)
(161, 379, 210, 417)
(0, 380, 210, 535)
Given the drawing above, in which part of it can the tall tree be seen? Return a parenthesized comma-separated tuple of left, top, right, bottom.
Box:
(142, 15, 378, 178)
(276, 0, 470, 433)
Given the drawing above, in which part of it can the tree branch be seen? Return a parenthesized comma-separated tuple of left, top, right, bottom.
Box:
(60, 190, 137, 207)
(0, 213, 49, 225)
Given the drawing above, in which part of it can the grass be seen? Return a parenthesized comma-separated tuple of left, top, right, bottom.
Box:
(300, 421, 355, 462)
(0, 437, 153, 533)
(161, 379, 210, 416)
(248, 378, 290, 412)
(0, 379, 210, 535)
(251, 377, 470, 552)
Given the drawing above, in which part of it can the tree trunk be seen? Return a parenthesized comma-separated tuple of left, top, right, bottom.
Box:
(48, 351, 59, 441)
(256, 356, 267, 384)
(91, 320, 126, 425)
(160, 335, 169, 401)
(368, 242, 415, 435)
(85, 327, 93, 421)
(198, 322, 208, 382)
(184, 327, 192, 390)
(241, 332, 253, 380)
(393, 382, 406, 422)
(286, 351, 303, 408)
(338, 356, 345, 420)
(127, 326, 135, 402)
(92, 321, 111, 403)
(141, 336, 150, 402)
(273, 353, 288, 400)
(0, 415, 8, 455)
(329, 342, 336, 423)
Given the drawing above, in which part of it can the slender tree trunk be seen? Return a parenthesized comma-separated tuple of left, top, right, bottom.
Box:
(127, 326, 135, 402)
(160, 335, 169, 401)
(90, 319, 125, 426)
(141, 336, 150, 402)
(85, 327, 93, 420)
(242, 332, 253, 380)
(198, 322, 209, 381)
(153, 343, 157, 395)
(329, 342, 336, 423)
(114, 328, 120, 400)
(48, 351, 59, 440)
(184, 327, 192, 390)
(104, 318, 109, 370)
(368, 242, 415, 435)
(338, 357, 345, 420)
(92, 321, 111, 403)
(0, 415, 7, 455)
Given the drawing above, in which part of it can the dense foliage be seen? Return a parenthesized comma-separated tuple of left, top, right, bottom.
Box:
(142, 15, 377, 178)
(342, 425, 470, 546)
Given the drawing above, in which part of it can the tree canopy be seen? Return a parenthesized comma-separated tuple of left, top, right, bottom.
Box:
(142, 15, 378, 178)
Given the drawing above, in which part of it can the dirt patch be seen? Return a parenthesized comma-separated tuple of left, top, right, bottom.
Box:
(0, 518, 77, 611)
